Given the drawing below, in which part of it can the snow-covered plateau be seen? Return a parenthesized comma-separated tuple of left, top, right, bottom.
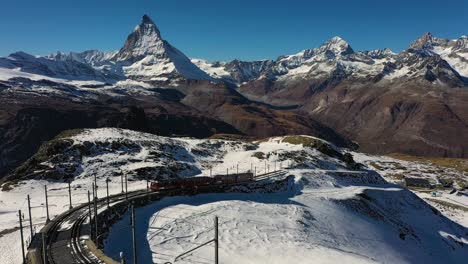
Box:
(1, 128, 466, 264)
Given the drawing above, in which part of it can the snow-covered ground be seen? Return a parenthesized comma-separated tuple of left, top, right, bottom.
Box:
(1, 128, 467, 264)
(0, 129, 346, 263)
(353, 152, 468, 229)
(0, 177, 146, 264)
(104, 170, 468, 264)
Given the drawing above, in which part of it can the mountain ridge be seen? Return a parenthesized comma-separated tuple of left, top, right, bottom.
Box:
(0, 14, 467, 165)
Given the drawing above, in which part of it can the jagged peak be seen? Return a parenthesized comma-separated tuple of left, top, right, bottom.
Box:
(113, 15, 165, 61)
(319, 36, 354, 56)
(135, 14, 161, 39)
(329, 36, 347, 43)
(142, 14, 155, 25)
(409, 32, 436, 50)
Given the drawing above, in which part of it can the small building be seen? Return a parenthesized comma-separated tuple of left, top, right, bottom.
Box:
(403, 177, 431, 188)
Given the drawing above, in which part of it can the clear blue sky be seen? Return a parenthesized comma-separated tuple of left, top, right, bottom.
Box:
(1, 0, 467, 61)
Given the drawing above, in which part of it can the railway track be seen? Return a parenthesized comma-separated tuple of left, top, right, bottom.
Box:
(29, 170, 288, 264)
(32, 190, 147, 264)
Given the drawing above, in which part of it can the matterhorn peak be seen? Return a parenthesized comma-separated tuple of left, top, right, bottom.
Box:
(113, 14, 164, 61)
(142, 14, 154, 24)
(137, 14, 161, 37)
(108, 14, 212, 81)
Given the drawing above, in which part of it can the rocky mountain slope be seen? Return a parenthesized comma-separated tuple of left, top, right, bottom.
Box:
(188, 34, 468, 158)
(3, 129, 357, 183)
(236, 34, 468, 157)
(0, 15, 354, 179)
(0, 15, 467, 178)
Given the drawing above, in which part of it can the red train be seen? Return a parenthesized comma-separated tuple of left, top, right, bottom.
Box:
(150, 173, 254, 191)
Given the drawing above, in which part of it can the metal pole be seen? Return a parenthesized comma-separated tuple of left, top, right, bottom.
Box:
(27, 195, 33, 239)
(146, 176, 149, 192)
(131, 204, 137, 264)
(95, 181, 98, 200)
(251, 163, 252, 173)
(92, 183, 96, 201)
(254, 166, 256, 177)
(106, 178, 110, 208)
(42, 232, 46, 264)
(19, 210, 26, 264)
(94, 191, 99, 245)
(68, 181, 73, 209)
(226, 168, 228, 176)
(88, 190, 93, 239)
(236, 164, 238, 174)
(44, 185, 50, 223)
(94, 174, 97, 193)
(214, 216, 218, 264)
(125, 174, 128, 201)
(121, 174, 124, 193)
(210, 168, 212, 177)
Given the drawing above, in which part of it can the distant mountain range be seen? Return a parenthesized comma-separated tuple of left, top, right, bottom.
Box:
(0, 15, 467, 178)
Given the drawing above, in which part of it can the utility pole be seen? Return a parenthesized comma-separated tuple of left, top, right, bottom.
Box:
(27, 195, 33, 239)
(93, 189, 99, 245)
(106, 178, 110, 209)
(146, 175, 149, 192)
(87, 190, 93, 239)
(236, 164, 239, 174)
(214, 216, 218, 264)
(92, 183, 96, 201)
(44, 185, 50, 223)
(174, 217, 220, 262)
(68, 181, 73, 209)
(226, 168, 229, 176)
(42, 232, 47, 264)
(125, 174, 128, 201)
(19, 210, 26, 264)
(94, 174, 97, 194)
(121, 174, 124, 193)
(131, 204, 137, 264)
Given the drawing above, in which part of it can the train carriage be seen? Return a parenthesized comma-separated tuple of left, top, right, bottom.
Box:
(150, 173, 254, 191)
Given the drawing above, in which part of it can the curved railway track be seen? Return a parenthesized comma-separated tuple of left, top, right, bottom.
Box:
(29, 170, 287, 264)
(35, 190, 148, 264)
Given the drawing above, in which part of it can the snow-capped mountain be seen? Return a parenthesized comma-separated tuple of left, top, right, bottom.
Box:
(1, 15, 466, 89)
(408, 32, 468, 78)
(0, 15, 212, 86)
(0, 15, 467, 161)
(249, 34, 466, 86)
(47, 50, 121, 78)
(0, 51, 116, 82)
(192, 58, 274, 84)
(110, 15, 212, 83)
